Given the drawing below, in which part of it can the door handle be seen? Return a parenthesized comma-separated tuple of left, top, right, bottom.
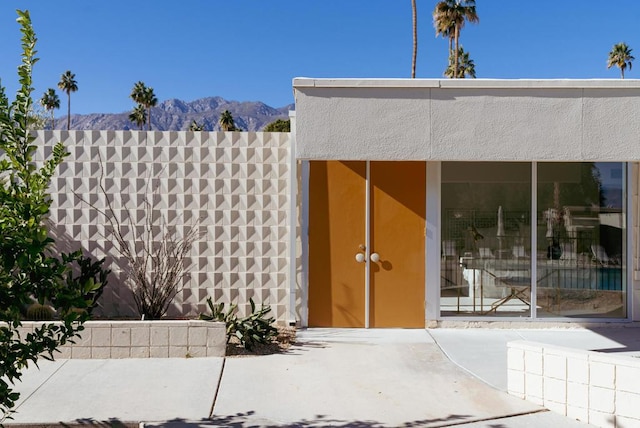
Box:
(355, 253, 366, 263)
(370, 252, 380, 263)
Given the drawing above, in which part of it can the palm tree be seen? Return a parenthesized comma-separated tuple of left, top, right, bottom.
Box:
(433, 0, 479, 78)
(57, 70, 78, 130)
(219, 110, 236, 131)
(130, 81, 157, 130)
(129, 104, 147, 130)
(434, 7, 455, 57)
(39, 88, 60, 130)
(444, 47, 476, 78)
(141, 87, 157, 130)
(607, 42, 634, 79)
(188, 119, 204, 131)
(411, 0, 418, 78)
(130, 81, 146, 104)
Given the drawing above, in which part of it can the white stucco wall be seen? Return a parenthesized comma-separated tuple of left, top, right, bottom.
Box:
(294, 79, 640, 161)
(294, 79, 640, 322)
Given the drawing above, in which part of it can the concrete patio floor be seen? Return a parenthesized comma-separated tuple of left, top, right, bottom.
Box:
(10, 327, 634, 427)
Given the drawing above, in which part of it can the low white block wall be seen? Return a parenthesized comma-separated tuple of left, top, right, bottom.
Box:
(19, 320, 226, 359)
(508, 341, 640, 427)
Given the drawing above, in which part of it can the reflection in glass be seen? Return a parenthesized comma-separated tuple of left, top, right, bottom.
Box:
(536, 163, 626, 318)
(440, 162, 532, 317)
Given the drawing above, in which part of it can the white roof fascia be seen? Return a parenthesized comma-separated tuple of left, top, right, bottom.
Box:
(293, 78, 640, 90)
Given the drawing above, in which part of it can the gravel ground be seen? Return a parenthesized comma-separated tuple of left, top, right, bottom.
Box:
(225, 326, 297, 357)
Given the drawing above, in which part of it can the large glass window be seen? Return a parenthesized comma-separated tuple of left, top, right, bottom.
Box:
(536, 163, 626, 318)
(441, 162, 532, 316)
(440, 162, 627, 319)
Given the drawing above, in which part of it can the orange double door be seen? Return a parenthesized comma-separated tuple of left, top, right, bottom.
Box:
(308, 161, 426, 328)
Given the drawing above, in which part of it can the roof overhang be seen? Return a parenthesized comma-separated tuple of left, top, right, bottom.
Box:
(293, 78, 640, 161)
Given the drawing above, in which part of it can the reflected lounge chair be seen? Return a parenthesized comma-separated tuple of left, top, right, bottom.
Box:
(512, 245, 527, 259)
(479, 247, 494, 259)
(591, 244, 610, 265)
(560, 242, 578, 261)
(442, 240, 457, 259)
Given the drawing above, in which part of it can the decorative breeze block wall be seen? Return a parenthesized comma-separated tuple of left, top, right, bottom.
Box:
(34, 130, 292, 322)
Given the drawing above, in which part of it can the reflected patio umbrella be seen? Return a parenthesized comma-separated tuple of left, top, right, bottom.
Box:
(497, 206, 505, 237)
(497, 206, 505, 258)
(545, 208, 554, 240)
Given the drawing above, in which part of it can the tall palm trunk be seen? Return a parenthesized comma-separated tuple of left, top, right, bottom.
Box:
(66, 92, 71, 130)
(454, 25, 460, 78)
(411, 0, 417, 78)
(51, 110, 55, 130)
(622, 68, 625, 79)
(147, 106, 151, 130)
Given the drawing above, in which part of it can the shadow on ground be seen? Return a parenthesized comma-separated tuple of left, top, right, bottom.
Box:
(143, 411, 477, 427)
(225, 339, 329, 358)
(59, 418, 138, 428)
(588, 326, 640, 354)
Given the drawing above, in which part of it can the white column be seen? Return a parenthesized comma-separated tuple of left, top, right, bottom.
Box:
(425, 161, 441, 324)
(630, 162, 638, 321)
(288, 111, 301, 326)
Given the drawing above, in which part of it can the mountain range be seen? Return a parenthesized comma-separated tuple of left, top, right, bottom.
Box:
(57, 96, 294, 132)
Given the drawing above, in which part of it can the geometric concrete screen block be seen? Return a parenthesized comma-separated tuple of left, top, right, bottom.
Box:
(34, 130, 293, 323)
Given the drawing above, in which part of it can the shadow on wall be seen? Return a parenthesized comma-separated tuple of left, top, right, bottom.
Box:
(38, 130, 294, 323)
(48, 222, 138, 319)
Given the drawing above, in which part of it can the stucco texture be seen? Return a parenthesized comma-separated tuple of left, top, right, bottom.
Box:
(294, 79, 640, 161)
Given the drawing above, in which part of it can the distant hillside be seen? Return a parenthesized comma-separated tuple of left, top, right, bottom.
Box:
(57, 96, 294, 131)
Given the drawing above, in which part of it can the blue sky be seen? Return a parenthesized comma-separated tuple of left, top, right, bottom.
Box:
(1, 1, 640, 115)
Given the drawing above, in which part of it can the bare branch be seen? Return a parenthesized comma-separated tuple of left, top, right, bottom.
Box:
(74, 158, 201, 319)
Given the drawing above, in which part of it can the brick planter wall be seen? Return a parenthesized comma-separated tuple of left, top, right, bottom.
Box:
(508, 340, 640, 427)
(19, 320, 226, 359)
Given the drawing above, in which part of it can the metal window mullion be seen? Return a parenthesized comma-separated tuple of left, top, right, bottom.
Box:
(626, 162, 632, 319)
(531, 162, 537, 319)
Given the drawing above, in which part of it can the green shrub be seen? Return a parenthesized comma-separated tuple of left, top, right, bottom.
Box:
(200, 297, 278, 351)
(0, 10, 92, 421)
(61, 251, 110, 315)
(263, 118, 290, 132)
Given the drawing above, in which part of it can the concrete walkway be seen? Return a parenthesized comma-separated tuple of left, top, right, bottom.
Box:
(9, 358, 222, 424)
(429, 326, 640, 392)
(8, 327, 627, 427)
(207, 328, 588, 427)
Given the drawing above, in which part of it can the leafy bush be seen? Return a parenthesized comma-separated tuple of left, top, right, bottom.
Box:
(0, 10, 95, 421)
(200, 297, 278, 351)
(263, 118, 290, 132)
(61, 251, 110, 315)
(20, 252, 109, 321)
